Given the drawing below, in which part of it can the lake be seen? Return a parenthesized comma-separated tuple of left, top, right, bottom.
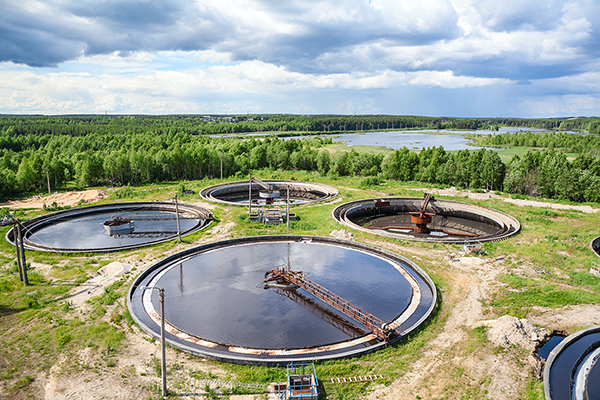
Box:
(217, 127, 573, 151)
(327, 128, 551, 151)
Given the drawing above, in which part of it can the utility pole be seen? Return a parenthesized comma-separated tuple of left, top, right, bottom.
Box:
(248, 174, 252, 216)
(14, 220, 28, 285)
(18, 221, 28, 286)
(174, 193, 182, 243)
(13, 220, 23, 282)
(159, 288, 166, 398)
(142, 287, 167, 397)
(46, 166, 51, 195)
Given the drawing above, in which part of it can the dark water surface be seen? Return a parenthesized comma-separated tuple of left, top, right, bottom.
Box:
(548, 331, 600, 400)
(586, 353, 600, 400)
(153, 241, 414, 349)
(538, 335, 564, 361)
(27, 210, 200, 250)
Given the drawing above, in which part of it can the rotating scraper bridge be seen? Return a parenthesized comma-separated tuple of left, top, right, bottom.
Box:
(333, 196, 520, 243)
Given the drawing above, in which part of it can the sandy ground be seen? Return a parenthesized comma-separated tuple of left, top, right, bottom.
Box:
(1, 190, 108, 210)
(527, 304, 600, 332)
(66, 262, 131, 310)
(366, 243, 523, 400)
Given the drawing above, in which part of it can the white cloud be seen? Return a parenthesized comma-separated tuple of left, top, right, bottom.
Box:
(1, 0, 599, 115)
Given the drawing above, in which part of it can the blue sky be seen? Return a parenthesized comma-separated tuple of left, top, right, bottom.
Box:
(1, 0, 599, 117)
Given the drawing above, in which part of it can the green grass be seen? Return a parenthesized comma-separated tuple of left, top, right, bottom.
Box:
(487, 274, 600, 317)
(489, 146, 536, 162)
(323, 142, 394, 154)
(521, 377, 545, 400)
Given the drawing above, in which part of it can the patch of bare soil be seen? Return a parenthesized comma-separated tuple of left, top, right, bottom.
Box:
(412, 187, 599, 213)
(41, 323, 255, 400)
(330, 229, 355, 241)
(526, 305, 600, 332)
(202, 221, 236, 243)
(1, 190, 108, 210)
(366, 242, 529, 400)
(67, 262, 131, 310)
(184, 197, 219, 210)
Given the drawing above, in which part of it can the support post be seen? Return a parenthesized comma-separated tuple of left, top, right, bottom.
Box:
(159, 288, 167, 398)
(220, 153, 223, 180)
(174, 193, 182, 243)
(287, 184, 290, 228)
(14, 222, 23, 282)
(17, 221, 28, 285)
(248, 174, 252, 216)
(142, 286, 167, 398)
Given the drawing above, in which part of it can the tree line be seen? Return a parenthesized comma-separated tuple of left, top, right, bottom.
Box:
(2, 115, 599, 142)
(0, 129, 509, 196)
(469, 130, 600, 154)
(1, 116, 600, 204)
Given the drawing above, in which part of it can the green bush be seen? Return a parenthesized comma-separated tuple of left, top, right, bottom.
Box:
(112, 185, 137, 199)
(358, 175, 383, 189)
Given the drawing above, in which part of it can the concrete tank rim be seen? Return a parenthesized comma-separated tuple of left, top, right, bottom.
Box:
(332, 197, 521, 243)
(200, 180, 338, 206)
(127, 234, 437, 365)
(5, 201, 213, 253)
(543, 325, 600, 400)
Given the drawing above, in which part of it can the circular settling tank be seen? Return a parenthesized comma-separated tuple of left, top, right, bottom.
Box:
(127, 236, 436, 365)
(591, 236, 600, 258)
(200, 180, 338, 206)
(6, 202, 213, 252)
(333, 197, 520, 243)
(544, 326, 600, 400)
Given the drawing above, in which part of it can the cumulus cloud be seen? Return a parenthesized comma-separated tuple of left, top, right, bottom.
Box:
(0, 0, 599, 116)
(2, 0, 597, 76)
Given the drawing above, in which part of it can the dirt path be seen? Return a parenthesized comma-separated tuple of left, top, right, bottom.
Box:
(1, 189, 108, 210)
(366, 242, 527, 400)
(66, 262, 131, 310)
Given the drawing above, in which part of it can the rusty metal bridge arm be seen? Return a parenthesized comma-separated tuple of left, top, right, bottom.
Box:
(418, 193, 433, 217)
(250, 176, 274, 193)
(266, 268, 397, 342)
(271, 287, 368, 338)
